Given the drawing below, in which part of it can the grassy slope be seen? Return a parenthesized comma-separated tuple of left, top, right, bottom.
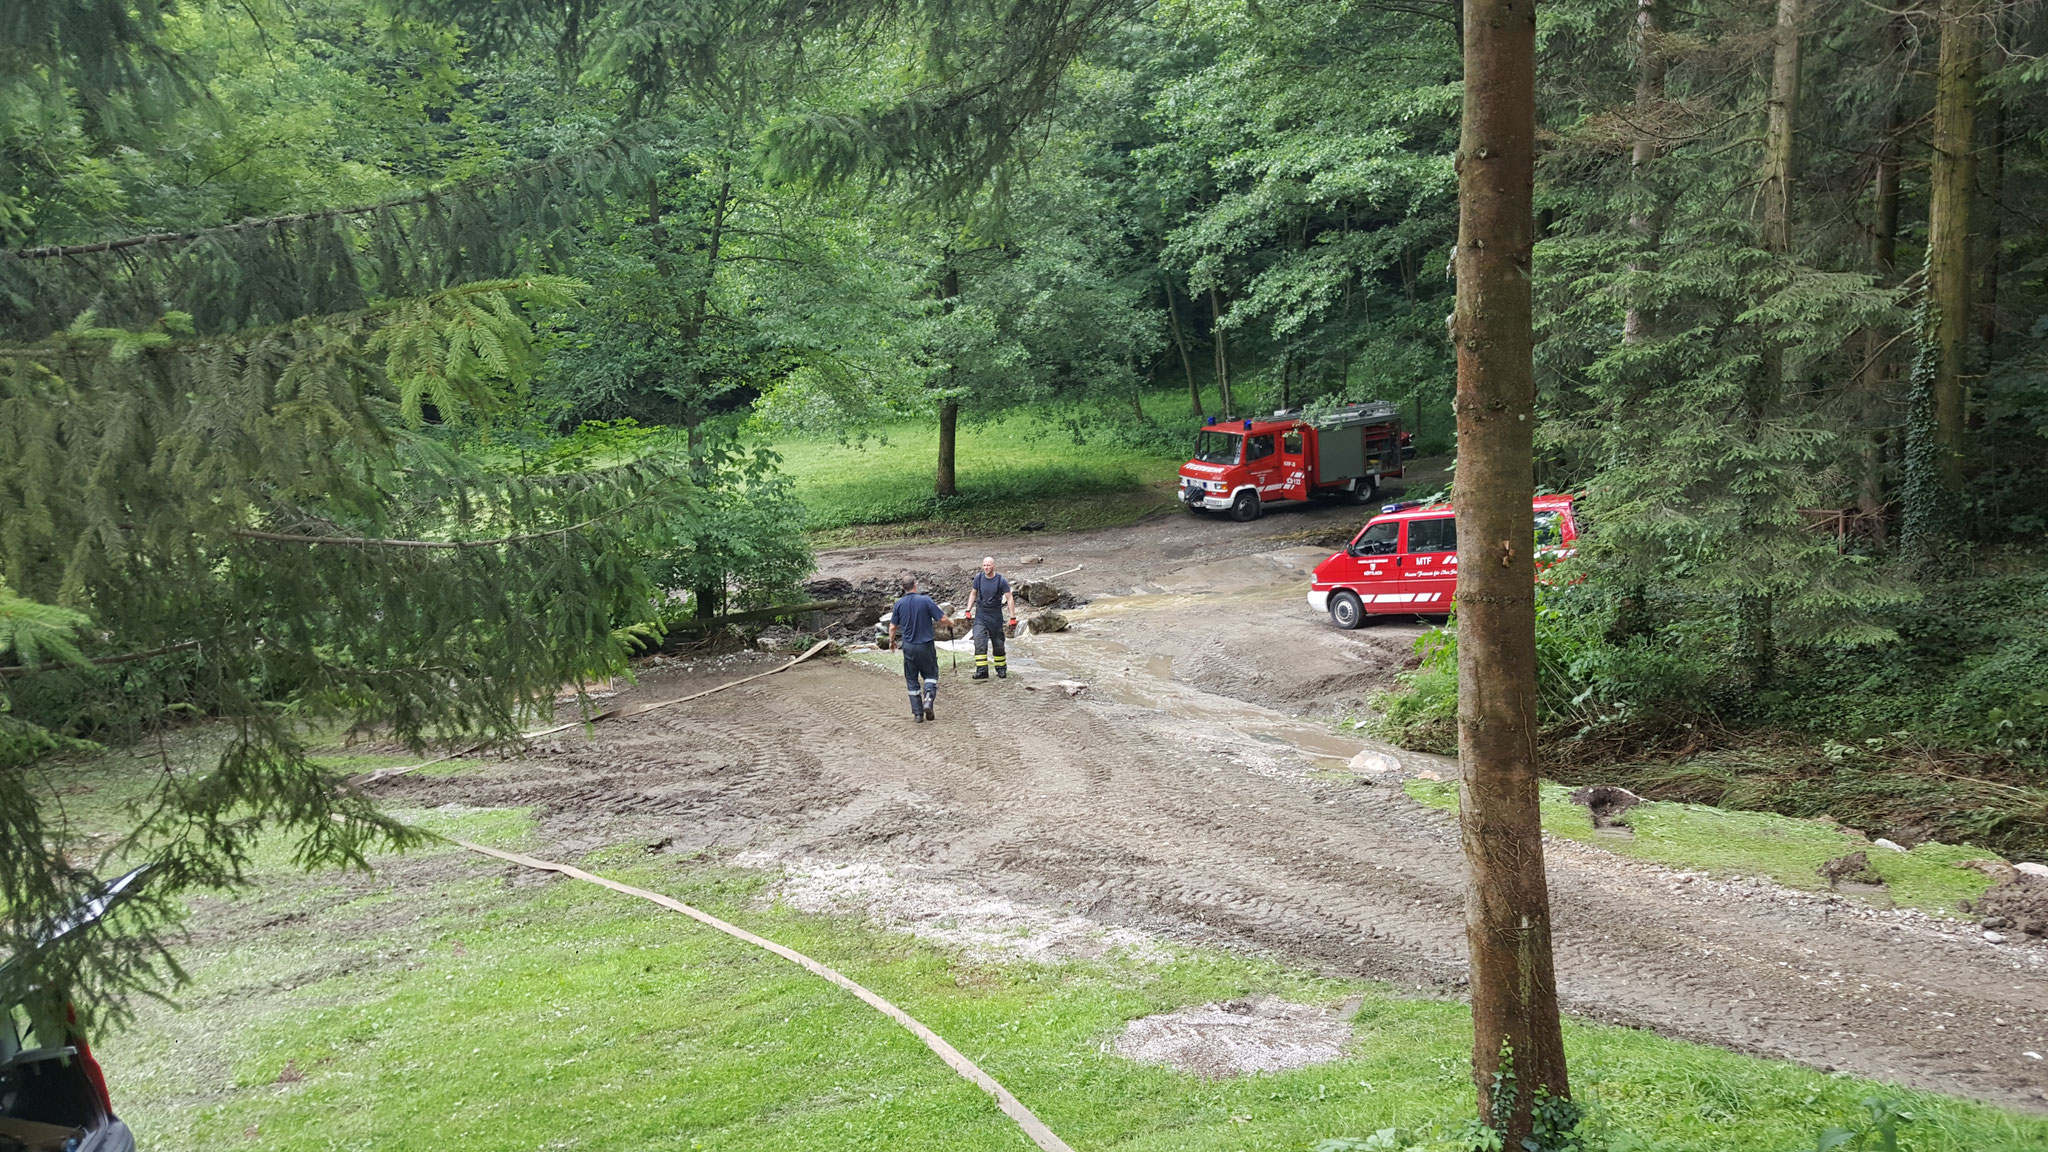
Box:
(1403, 779, 2001, 914)
(765, 405, 1188, 544)
(95, 797, 2048, 1152)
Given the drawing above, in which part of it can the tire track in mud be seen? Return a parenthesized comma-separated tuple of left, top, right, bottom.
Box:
(396, 634, 2048, 1112)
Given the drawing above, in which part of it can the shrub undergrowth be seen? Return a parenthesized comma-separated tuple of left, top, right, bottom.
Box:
(1362, 558, 2048, 859)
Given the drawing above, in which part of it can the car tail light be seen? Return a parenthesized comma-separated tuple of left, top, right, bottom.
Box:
(65, 1006, 115, 1119)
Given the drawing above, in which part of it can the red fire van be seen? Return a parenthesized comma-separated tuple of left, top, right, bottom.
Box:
(1307, 495, 1578, 628)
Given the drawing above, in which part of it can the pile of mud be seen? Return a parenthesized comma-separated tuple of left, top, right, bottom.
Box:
(1966, 863, 2048, 938)
(1112, 997, 1352, 1077)
(797, 570, 1085, 643)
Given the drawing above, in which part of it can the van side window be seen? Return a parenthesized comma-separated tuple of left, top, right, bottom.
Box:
(1351, 521, 1400, 556)
(1534, 511, 1566, 548)
(1281, 430, 1303, 455)
(1246, 434, 1275, 461)
(1408, 517, 1456, 554)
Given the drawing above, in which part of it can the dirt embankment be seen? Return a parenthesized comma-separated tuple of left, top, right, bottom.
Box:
(377, 498, 2048, 1113)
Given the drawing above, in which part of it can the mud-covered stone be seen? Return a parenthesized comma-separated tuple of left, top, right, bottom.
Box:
(1017, 581, 1064, 607)
(1568, 784, 1643, 828)
(1819, 850, 1883, 888)
(1027, 609, 1069, 633)
(754, 625, 805, 654)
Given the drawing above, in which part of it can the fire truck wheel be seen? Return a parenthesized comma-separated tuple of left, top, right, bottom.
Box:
(1348, 477, 1379, 504)
(1229, 490, 1262, 522)
(1329, 590, 1365, 630)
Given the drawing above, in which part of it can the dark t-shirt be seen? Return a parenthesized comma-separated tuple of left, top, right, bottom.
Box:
(971, 572, 1010, 620)
(890, 593, 942, 646)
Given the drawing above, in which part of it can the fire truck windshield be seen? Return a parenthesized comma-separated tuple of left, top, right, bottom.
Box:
(1192, 430, 1241, 464)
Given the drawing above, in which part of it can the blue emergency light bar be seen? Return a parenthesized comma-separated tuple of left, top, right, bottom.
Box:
(1205, 416, 1217, 425)
(1242, 419, 1253, 430)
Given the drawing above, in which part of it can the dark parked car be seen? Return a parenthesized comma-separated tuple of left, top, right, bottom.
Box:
(1, 868, 147, 1152)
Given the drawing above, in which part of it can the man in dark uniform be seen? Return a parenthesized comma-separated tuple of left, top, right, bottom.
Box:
(887, 574, 948, 722)
(963, 555, 1014, 680)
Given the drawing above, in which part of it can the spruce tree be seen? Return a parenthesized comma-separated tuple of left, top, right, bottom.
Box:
(0, 4, 691, 1018)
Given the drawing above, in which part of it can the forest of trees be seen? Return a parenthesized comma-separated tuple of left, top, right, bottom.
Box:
(4, 0, 2048, 1143)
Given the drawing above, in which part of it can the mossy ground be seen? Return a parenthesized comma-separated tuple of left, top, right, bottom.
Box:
(1402, 779, 2001, 915)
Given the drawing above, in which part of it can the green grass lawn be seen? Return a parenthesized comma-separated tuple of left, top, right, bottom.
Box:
(97, 801, 2048, 1152)
(1403, 779, 2002, 915)
(764, 402, 1192, 543)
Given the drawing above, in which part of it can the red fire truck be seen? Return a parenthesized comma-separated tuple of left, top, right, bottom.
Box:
(1308, 495, 1579, 628)
(1178, 402, 1411, 521)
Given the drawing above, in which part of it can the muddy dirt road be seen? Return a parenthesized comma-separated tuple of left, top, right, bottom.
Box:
(382, 499, 2048, 1111)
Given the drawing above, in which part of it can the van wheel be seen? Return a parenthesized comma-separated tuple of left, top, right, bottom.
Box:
(1347, 477, 1379, 505)
(1229, 490, 1262, 522)
(1329, 591, 1365, 630)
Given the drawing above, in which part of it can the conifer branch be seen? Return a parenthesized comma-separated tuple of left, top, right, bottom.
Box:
(229, 506, 642, 550)
(0, 640, 206, 679)
(6, 137, 641, 262)
(0, 278, 578, 360)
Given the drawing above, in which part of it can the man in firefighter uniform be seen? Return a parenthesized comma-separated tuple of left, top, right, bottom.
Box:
(964, 555, 1015, 679)
(887, 574, 948, 722)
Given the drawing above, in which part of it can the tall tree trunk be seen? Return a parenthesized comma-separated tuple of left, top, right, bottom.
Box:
(936, 400, 959, 497)
(1925, 0, 1979, 494)
(936, 268, 961, 498)
(1210, 287, 1234, 417)
(1859, 96, 1903, 538)
(1760, 0, 1801, 256)
(1739, 0, 1802, 683)
(1622, 0, 1666, 345)
(1975, 78, 2004, 384)
(1452, 0, 1569, 1141)
(679, 167, 733, 435)
(1164, 280, 1203, 416)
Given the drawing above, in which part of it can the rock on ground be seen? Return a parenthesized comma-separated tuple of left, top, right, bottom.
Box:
(1026, 609, 1069, 633)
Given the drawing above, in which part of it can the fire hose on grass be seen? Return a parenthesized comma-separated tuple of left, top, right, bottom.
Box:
(348, 640, 1078, 1151)
(451, 840, 1077, 1152)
